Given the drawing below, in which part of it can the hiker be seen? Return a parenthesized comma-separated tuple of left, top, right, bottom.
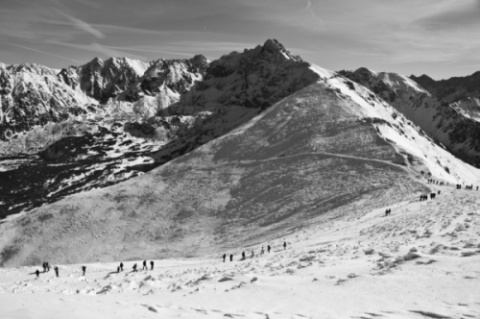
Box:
(250, 250, 254, 258)
(42, 262, 46, 273)
(261, 247, 265, 255)
(267, 245, 271, 253)
(223, 254, 226, 262)
(120, 262, 124, 272)
(385, 209, 388, 217)
(54, 266, 59, 277)
(142, 260, 147, 271)
(150, 261, 154, 270)
(283, 242, 287, 250)
(82, 266, 86, 276)
(46, 262, 50, 272)
(229, 254, 233, 262)
(35, 269, 40, 278)
(117, 266, 120, 273)
(133, 264, 138, 272)
(241, 251, 246, 260)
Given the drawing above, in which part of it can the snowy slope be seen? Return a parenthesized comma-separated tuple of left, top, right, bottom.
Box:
(450, 97, 480, 122)
(0, 185, 479, 319)
(322, 67, 480, 184)
(341, 68, 480, 168)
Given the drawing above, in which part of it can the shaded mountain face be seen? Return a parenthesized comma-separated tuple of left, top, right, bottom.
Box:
(339, 68, 480, 167)
(2, 62, 480, 266)
(411, 71, 480, 103)
(0, 39, 320, 216)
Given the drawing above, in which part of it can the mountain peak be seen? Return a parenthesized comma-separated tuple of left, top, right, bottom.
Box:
(355, 67, 378, 76)
(260, 39, 300, 61)
(411, 74, 435, 82)
(86, 57, 104, 68)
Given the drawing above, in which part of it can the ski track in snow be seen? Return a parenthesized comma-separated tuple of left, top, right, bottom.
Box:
(1, 184, 480, 319)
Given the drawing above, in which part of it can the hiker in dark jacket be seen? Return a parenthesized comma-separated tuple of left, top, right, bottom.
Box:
(150, 261, 154, 270)
(142, 260, 147, 270)
(120, 262, 124, 272)
(54, 266, 59, 277)
(82, 266, 86, 276)
(132, 264, 138, 272)
(35, 269, 40, 278)
(283, 242, 287, 250)
(267, 245, 271, 253)
(229, 254, 233, 262)
(223, 254, 226, 262)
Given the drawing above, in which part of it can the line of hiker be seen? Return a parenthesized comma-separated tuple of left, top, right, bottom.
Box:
(35, 263, 62, 278)
(34, 260, 156, 279)
(222, 241, 288, 262)
(427, 179, 444, 185)
(458, 184, 479, 190)
(126, 260, 154, 272)
(419, 191, 439, 201)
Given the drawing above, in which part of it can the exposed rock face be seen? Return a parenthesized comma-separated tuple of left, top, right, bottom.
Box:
(340, 68, 480, 167)
(75, 57, 149, 103)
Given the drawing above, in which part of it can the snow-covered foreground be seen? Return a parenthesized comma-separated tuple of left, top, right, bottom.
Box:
(1, 184, 479, 319)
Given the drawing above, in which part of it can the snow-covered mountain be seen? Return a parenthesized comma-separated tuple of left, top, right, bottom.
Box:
(340, 68, 480, 167)
(2, 41, 480, 318)
(0, 63, 98, 136)
(2, 55, 480, 266)
(0, 55, 207, 138)
(0, 40, 321, 216)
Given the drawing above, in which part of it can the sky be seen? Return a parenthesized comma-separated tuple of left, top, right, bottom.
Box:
(0, 0, 479, 79)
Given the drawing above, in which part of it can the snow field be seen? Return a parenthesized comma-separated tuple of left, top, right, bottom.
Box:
(1, 184, 479, 318)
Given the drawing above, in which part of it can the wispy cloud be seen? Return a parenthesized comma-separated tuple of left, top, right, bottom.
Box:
(413, 0, 480, 30)
(48, 40, 147, 60)
(57, 11, 105, 39)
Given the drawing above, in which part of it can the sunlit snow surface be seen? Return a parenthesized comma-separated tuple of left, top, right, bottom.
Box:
(1, 185, 480, 319)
